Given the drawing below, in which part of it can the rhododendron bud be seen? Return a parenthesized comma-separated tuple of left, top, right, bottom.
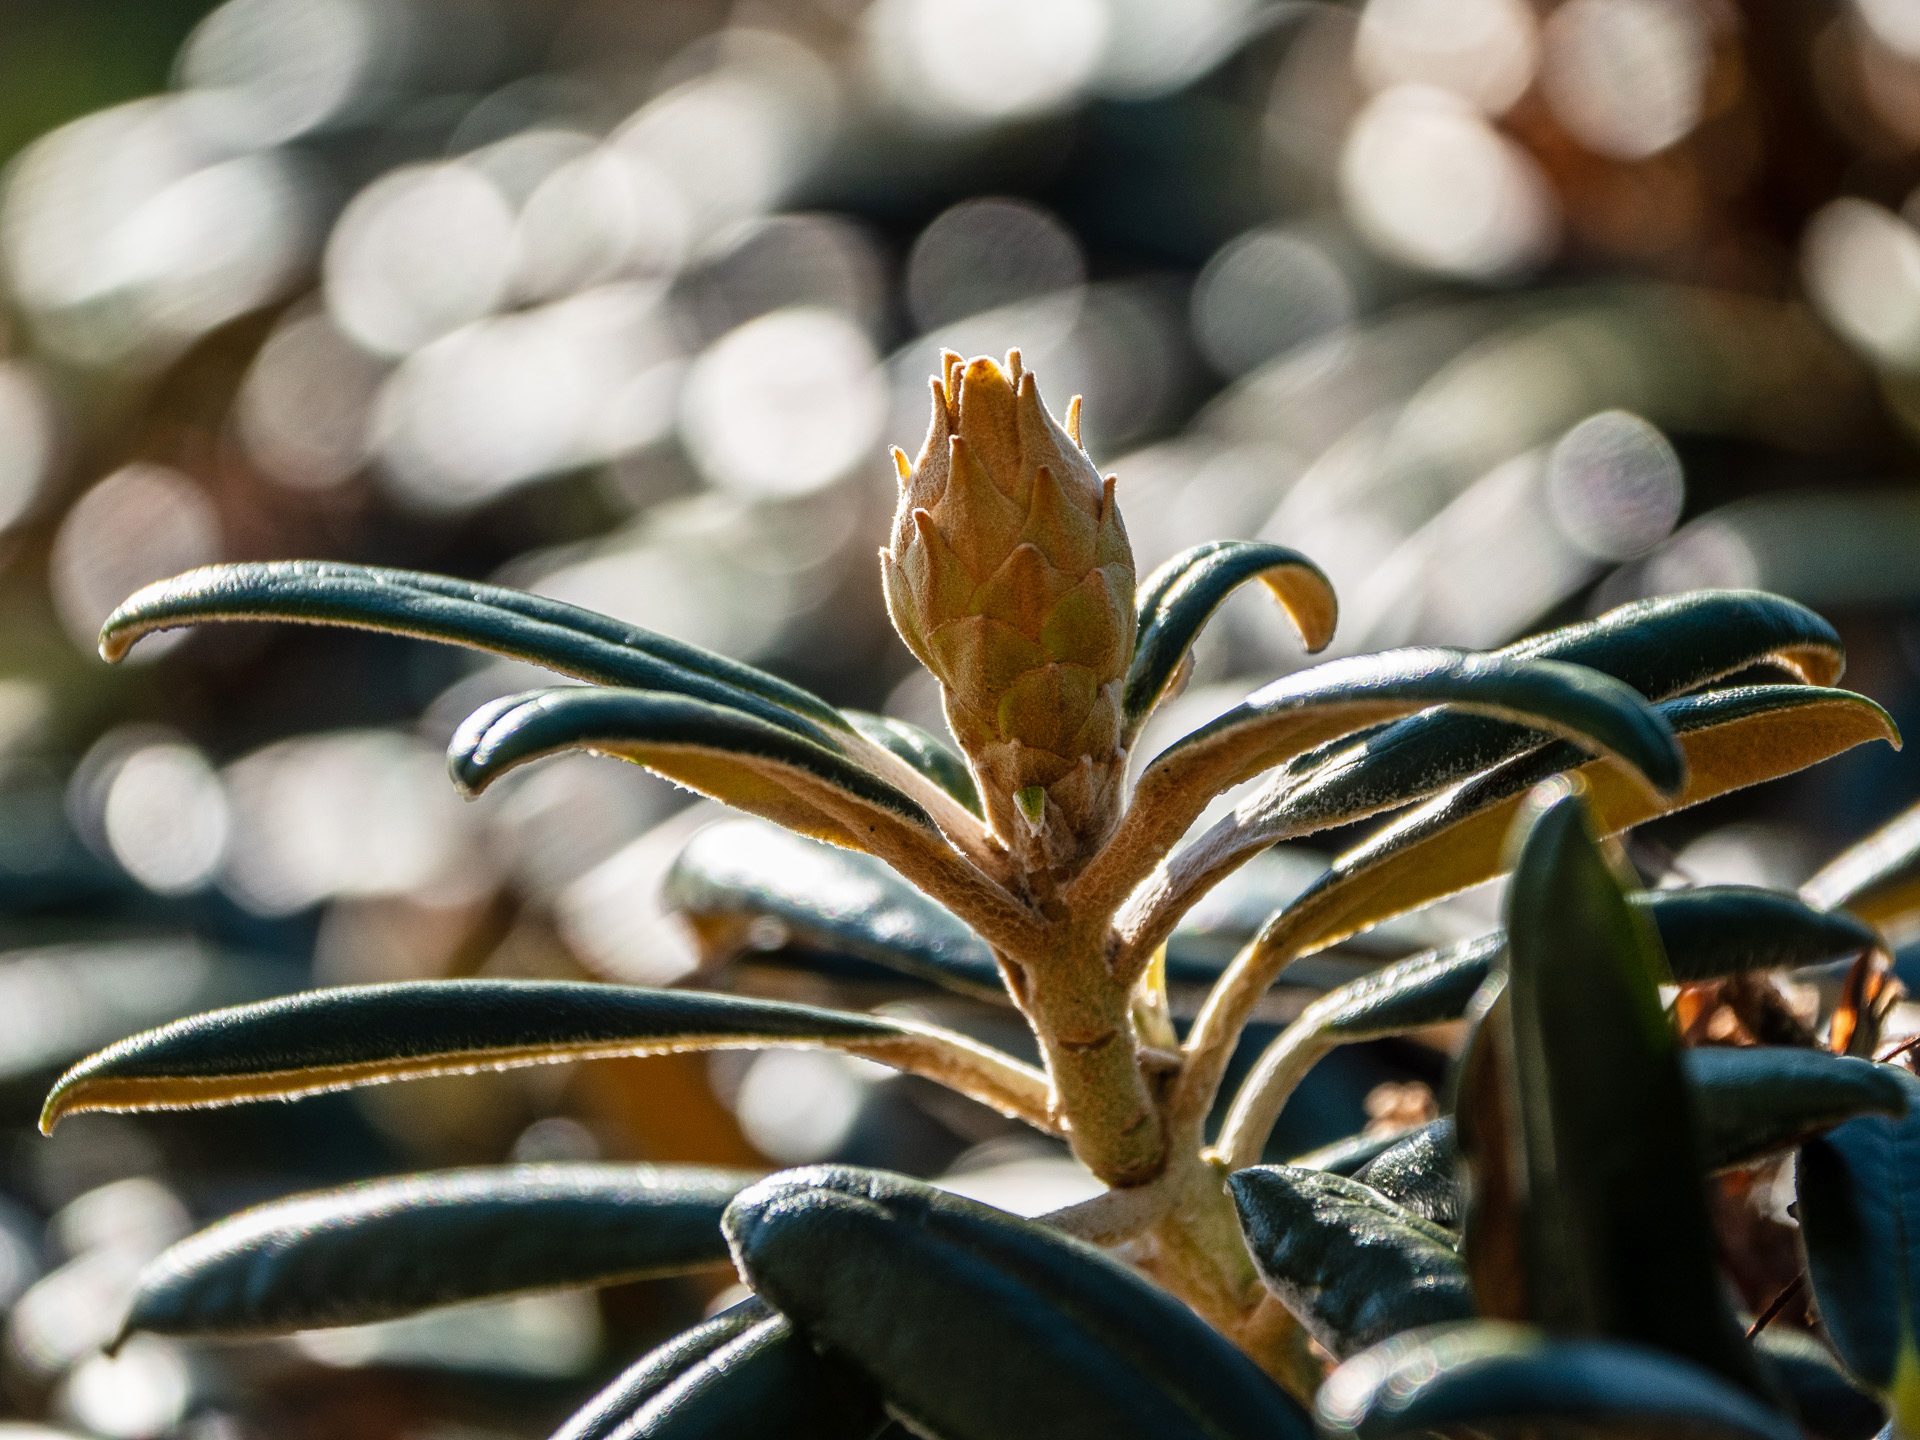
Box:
(881, 350, 1136, 876)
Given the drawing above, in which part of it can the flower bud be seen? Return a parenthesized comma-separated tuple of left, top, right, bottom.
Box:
(881, 351, 1136, 874)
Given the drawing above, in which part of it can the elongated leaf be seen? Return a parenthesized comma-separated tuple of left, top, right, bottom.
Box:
(1353, 1119, 1462, 1228)
(1482, 790, 1766, 1396)
(1228, 1166, 1471, 1357)
(604, 1312, 886, 1440)
(100, 562, 850, 738)
(1315, 1323, 1801, 1440)
(722, 1165, 1313, 1440)
(1122, 542, 1337, 737)
(1753, 1328, 1886, 1440)
(554, 1300, 772, 1440)
(1264, 588, 1843, 840)
(1796, 1064, 1920, 1433)
(1150, 590, 1845, 931)
(450, 689, 1038, 953)
(1803, 798, 1920, 935)
(450, 688, 937, 851)
(842, 711, 982, 818)
(1350, 1049, 1906, 1232)
(40, 980, 1055, 1134)
(1217, 884, 1874, 1168)
(1691, 1048, 1908, 1171)
(124, 1163, 757, 1338)
(1080, 648, 1684, 918)
(667, 819, 1004, 1000)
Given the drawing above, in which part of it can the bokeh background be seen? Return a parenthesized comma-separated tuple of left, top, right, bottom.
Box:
(0, 0, 1917, 1434)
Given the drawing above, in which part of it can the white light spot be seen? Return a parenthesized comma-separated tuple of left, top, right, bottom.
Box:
(324, 163, 515, 356)
(1541, 0, 1710, 160)
(49, 465, 221, 660)
(1856, 0, 1920, 62)
(734, 1049, 872, 1164)
(511, 148, 689, 303)
(1191, 228, 1354, 375)
(1545, 410, 1684, 560)
(866, 0, 1108, 123)
(1803, 197, 1920, 369)
(102, 744, 228, 895)
(238, 307, 385, 489)
(0, 363, 56, 532)
(59, 1336, 190, 1440)
(1341, 85, 1559, 280)
(178, 0, 381, 144)
(680, 307, 884, 496)
(1355, 0, 1540, 114)
(906, 197, 1085, 332)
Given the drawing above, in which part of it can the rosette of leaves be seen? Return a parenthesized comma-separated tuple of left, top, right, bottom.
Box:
(40, 352, 1914, 1435)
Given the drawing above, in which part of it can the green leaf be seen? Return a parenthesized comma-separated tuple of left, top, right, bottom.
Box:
(1802, 797, 1920, 934)
(1084, 648, 1685, 915)
(554, 1300, 772, 1440)
(1228, 1165, 1472, 1358)
(1796, 1063, 1920, 1432)
(1122, 542, 1337, 737)
(722, 1165, 1313, 1440)
(1752, 1328, 1886, 1440)
(1265, 589, 1843, 840)
(560, 1305, 886, 1440)
(1216, 884, 1869, 1169)
(451, 688, 940, 856)
(1352, 1119, 1461, 1229)
(40, 979, 1054, 1134)
(1476, 788, 1766, 1397)
(1690, 1048, 1908, 1172)
(122, 1163, 757, 1338)
(99, 562, 850, 738)
(667, 819, 1004, 1000)
(1315, 1323, 1802, 1440)
(1287, 1126, 1421, 1177)
(842, 711, 982, 818)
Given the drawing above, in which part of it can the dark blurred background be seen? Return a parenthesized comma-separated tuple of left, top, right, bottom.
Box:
(0, 0, 1917, 1434)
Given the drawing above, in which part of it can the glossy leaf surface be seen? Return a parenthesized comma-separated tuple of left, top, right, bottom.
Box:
(1265, 589, 1842, 840)
(1482, 791, 1764, 1395)
(603, 1313, 886, 1440)
(1689, 1048, 1908, 1171)
(666, 820, 1002, 1000)
(1796, 1063, 1920, 1432)
(100, 562, 849, 736)
(1316, 1323, 1801, 1440)
(553, 1300, 772, 1440)
(41, 980, 1052, 1133)
(127, 1164, 757, 1337)
(1352, 1119, 1462, 1228)
(1229, 1165, 1471, 1357)
(723, 1165, 1312, 1440)
(1123, 542, 1336, 736)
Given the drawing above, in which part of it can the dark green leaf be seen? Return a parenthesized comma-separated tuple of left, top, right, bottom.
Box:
(1484, 788, 1766, 1396)
(1796, 1063, 1920, 1430)
(553, 1300, 772, 1440)
(1288, 1126, 1421, 1177)
(1228, 1165, 1471, 1357)
(1802, 798, 1920, 934)
(586, 1309, 886, 1440)
(40, 980, 1053, 1134)
(1266, 589, 1843, 840)
(1315, 1322, 1802, 1440)
(1353, 1119, 1461, 1228)
(842, 711, 982, 817)
(1123, 542, 1336, 736)
(1753, 1328, 1885, 1440)
(666, 820, 1003, 1001)
(124, 1164, 757, 1338)
(449, 689, 940, 856)
(722, 1165, 1312, 1440)
(1644, 886, 1878, 981)
(1689, 1048, 1908, 1171)
(99, 562, 849, 739)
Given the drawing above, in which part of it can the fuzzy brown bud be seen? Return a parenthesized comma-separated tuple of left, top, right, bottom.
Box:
(881, 351, 1136, 875)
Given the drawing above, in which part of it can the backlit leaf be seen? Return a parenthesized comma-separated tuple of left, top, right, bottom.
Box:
(1802, 798, 1920, 935)
(1316, 1323, 1801, 1440)
(722, 1165, 1313, 1440)
(553, 1300, 772, 1440)
(40, 980, 1055, 1135)
(124, 1164, 757, 1337)
(842, 711, 982, 817)
(1123, 542, 1336, 738)
(1228, 1165, 1471, 1357)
